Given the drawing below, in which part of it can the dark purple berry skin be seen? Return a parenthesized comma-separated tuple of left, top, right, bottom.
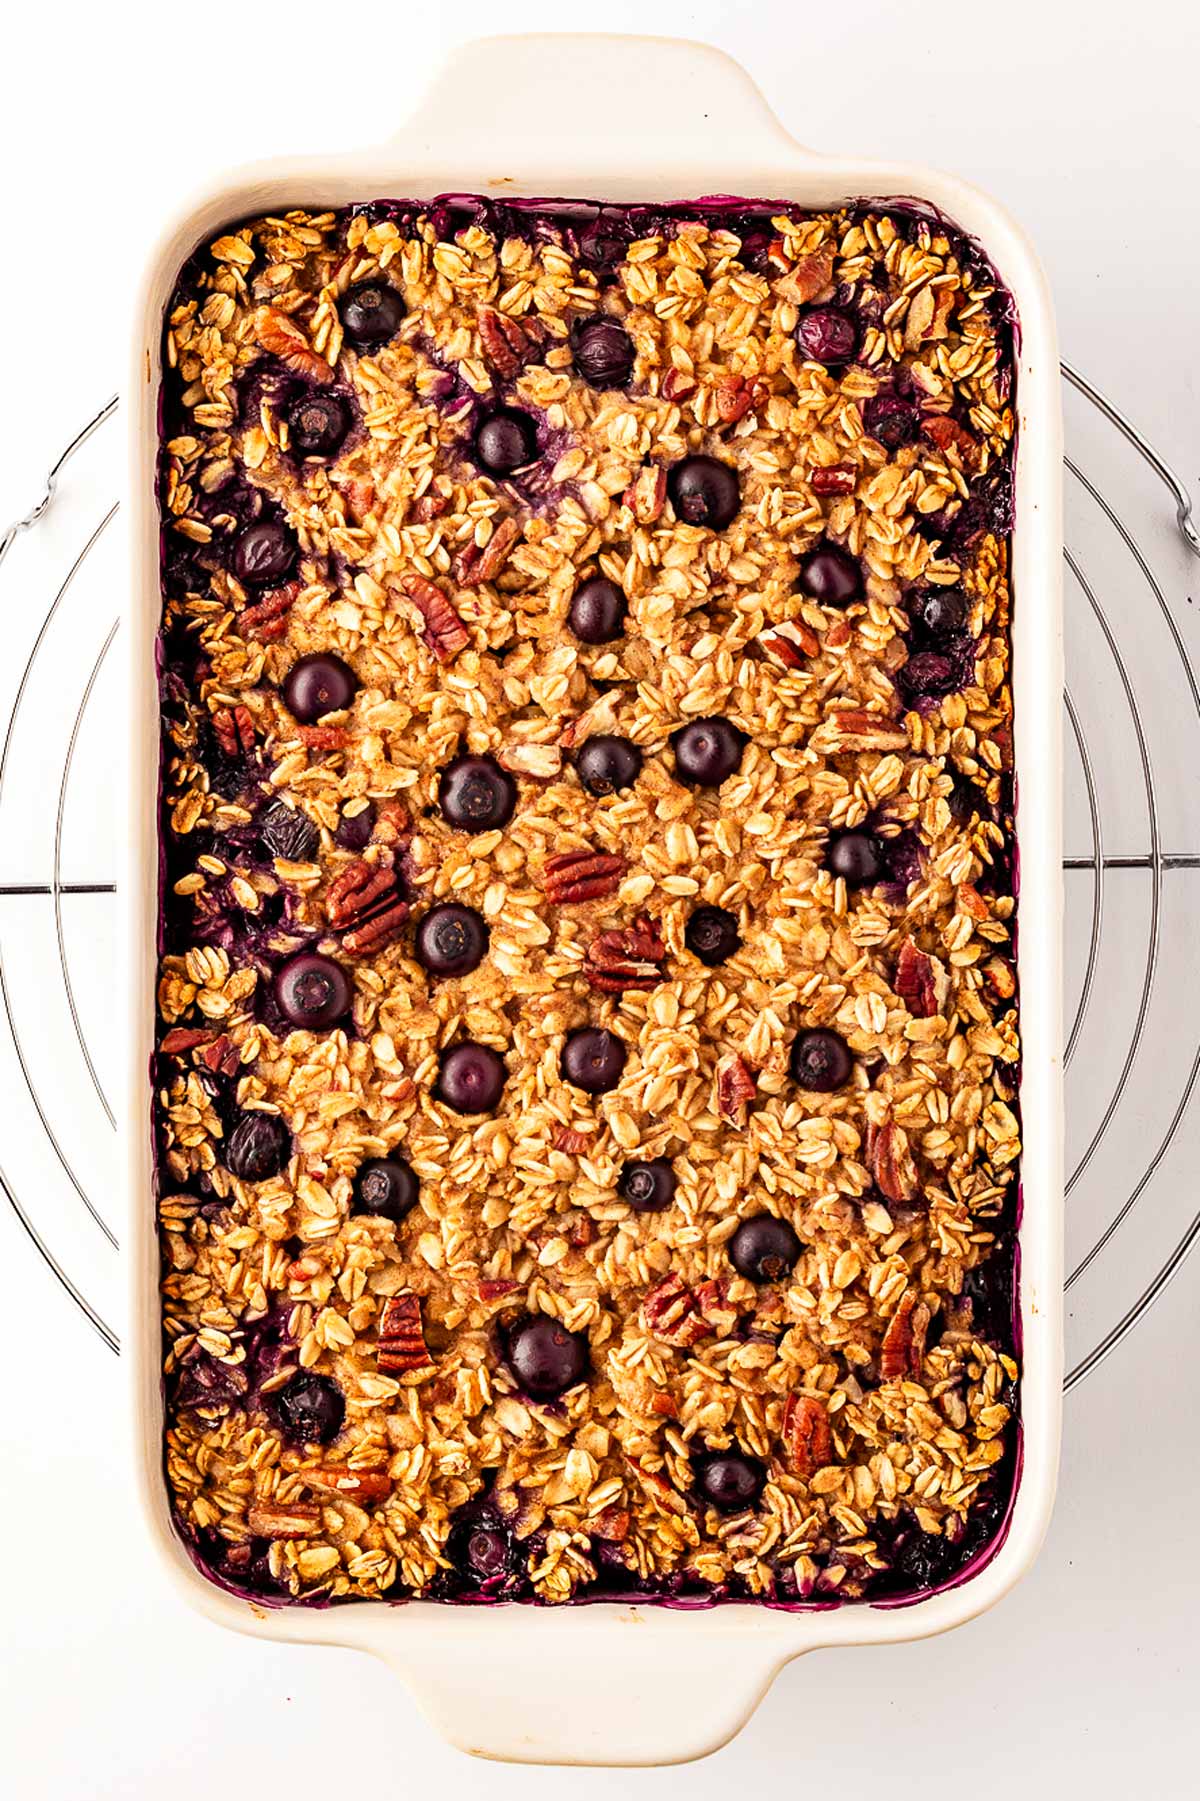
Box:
(506, 1313, 589, 1400)
(232, 520, 296, 586)
(571, 316, 635, 389)
(453, 1523, 512, 1583)
(947, 773, 991, 825)
(335, 802, 375, 850)
(863, 392, 920, 449)
(225, 1111, 290, 1182)
(436, 1042, 507, 1114)
(729, 1214, 802, 1283)
(912, 589, 966, 640)
(795, 306, 858, 367)
(667, 456, 741, 530)
(568, 576, 626, 644)
(474, 408, 538, 475)
(352, 1157, 418, 1223)
(574, 735, 642, 797)
(685, 906, 741, 967)
(671, 717, 745, 788)
(339, 280, 405, 350)
(789, 1028, 854, 1092)
(797, 541, 863, 608)
(282, 653, 359, 723)
(561, 1027, 627, 1095)
(273, 1371, 345, 1446)
(695, 1451, 766, 1513)
(438, 754, 517, 830)
(901, 651, 958, 700)
(618, 1159, 677, 1213)
(258, 801, 319, 864)
(273, 952, 352, 1030)
(826, 830, 883, 888)
(286, 391, 350, 457)
(415, 903, 489, 976)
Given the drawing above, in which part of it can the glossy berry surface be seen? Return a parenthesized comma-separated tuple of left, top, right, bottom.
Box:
(454, 1523, 512, 1583)
(474, 407, 538, 475)
(912, 589, 966, 639)
(618, 1158, 677, 1213)
(281, 652, 358, 724)
(232, 520, 295, 586)
(695, 1451, 767, 1513)
(507, 1313, 589, 1400)
(225, 1110, 290, 1182)
(258, 801, 319, 864)
(286, 390, 350, 457)
(273, 952, 352, 1030)
(568, 576, 626, 644)
(863, 391, 920, 448)
(795, 305, 858, 366)
(789, 1027, 854, 1092)
(667, 455, 741, 530)
(415, 903, 489, 976)
(826, 830, 883, 887)
(901, 651, 958, 699)
(335, 802, 376, 850)
(729, 1214, 802, 1283)
(352, 1156, 418, 1223)
(574, 735, 642, 797)
(672, 717, 745, 787)
(339, 280, 405, 350)
(684, 905, 741, 967)
(797, 541, 863, 607)
(571, 315, 635, 388)
(436, 1042, 506, 1114)
(438, 754, 517, 830)
(273, 1371, 345, 1446)
(561, 1028, 627, 1094)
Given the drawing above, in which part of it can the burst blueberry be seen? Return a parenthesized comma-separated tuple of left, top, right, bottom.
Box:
(225, 1110, 290, 1182)
(863, 391, 919, 449)
(258, 800, 319, 864)
(335, 801, 376, 850)
(912, 588, 966, 640)
(795, 305, 858, 366)
(902, 651, 958, 699)
(274, 1370, 345, 1446)
(232, 519, 296, 586)
(571, 315, 635, 389)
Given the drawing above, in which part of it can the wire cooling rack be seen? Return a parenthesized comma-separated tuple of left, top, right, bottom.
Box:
(0, 376, 1197, 1387)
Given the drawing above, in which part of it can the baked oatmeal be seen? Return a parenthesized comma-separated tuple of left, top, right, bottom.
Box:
(154, 196, 1020, 1606)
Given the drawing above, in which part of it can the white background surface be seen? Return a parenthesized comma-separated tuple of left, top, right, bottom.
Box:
(2, 1, 1199, 1794)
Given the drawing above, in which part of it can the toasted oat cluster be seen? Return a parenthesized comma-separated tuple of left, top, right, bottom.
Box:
(155, 196, 1020, 1607)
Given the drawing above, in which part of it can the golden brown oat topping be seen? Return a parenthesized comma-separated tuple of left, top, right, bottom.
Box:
(156, 198, 1019, 1606)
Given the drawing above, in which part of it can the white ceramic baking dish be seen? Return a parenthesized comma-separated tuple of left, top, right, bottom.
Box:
(123, 33, 1064, 1766)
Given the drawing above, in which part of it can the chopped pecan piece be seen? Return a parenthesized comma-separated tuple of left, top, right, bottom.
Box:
(477, 1277, 519, 1302)
(880, 1289, 931, 1380)
(984, 956, 1017, 1001)
(661, 367, 696, 402)
(558, 690, 620, 750)
(372, 801, 411, 849)
(540, 847, 626, 905)
(592, 1504, 631, 1542)
(867, 1115, 920, 1205)
(397, 573, 470, 663)
(297, 724, 347, 751)
(776, 248, 834, 306)
(625, 463, 667, 524)
(246, 1502, 322, 1539)
(641, 1273, 711, 1348)
(957, 882, 990, 922)
(160, 1027, 215, 1055)
(325, 858, 409, 955)
(781, 1392, 834, 1478)
(810, 464, 856, 497)
(713, 374, 762, 426)
(894, 938, 950, 1018)
(552, 1125, 592, 1155)
(921, 413, 980, 469)
(253, 306, 334, 384)
(473, 515, 522, 583)
(211, 704, 255, 758)
(410, 488, 450, 523)
(300, 1466, 392, 1504)
(692, 1278, 738, 1338)
(715, 1052, 756, 1125)
(760, 619, 820, 667)
(239, 584, 297, 641)
(812, 708, 910, 753)
(584, 914, 665, 993)
(377, 1292, 434, 1375)
(338, 476, 376, 524)
(477, 305, 541, 378)
(201, 1034, 241, 1077)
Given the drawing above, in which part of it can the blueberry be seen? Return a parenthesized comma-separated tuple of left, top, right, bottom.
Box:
(474, 407, 538, 476)
(506, 1313, 589, 1400)
(571, 315, 636, 388)
(335, 801, 376, 850)
(685, 905, 741, 967)
(352, 1156, 418, 1223)
(339, 280, 405, 351)
(273, 1370, 345, 1446)
(795, 305, 858, 367)
(913, 588, 965, 640)
(667, 456, 741, 530)
(695, 1451, 766, 1513)
(232, 520, 296, 586)
(901, 651, 957, 699)
(618, 1158, 677, 1213)
(282, 652, 358, 724)
(286, 391, 350, 457)
(273, 952, 352, 1030)
(672, 717, 745, 788)
(797, 541, 863, 607)
(574, 735, 642, 797)
(415, 903, 489, 976)
(568, 576, 626, 644)
(225, 1110, 290, 1182)
(577, 213, 631, 272)
(729, 1215, 802, 1283)
(789, 1028, 854, 1092)
(436, 1042, 507, 1114)
(561, 1027, 627, 1095)
(258, 800, 319, 863)
(438, 753, 517, 830)
(453, 1522, 513, 1583)
(947, 773, 990, 825)
(826, 830, 882, 887)
(863, 392, 920, 449)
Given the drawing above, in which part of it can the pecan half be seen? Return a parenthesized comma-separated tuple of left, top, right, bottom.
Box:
(867, 1115, 920, 1205)
(540, 848, 626, 905)
(810, 464, 856, 497)
(477, 305, 541, 379)
(760, 619, 820, 667)
(397, 573, 470, 663)
(880, 1289, 931, 1380)
(246, 1502, 321, 1539)
(716, 1052, 756, 1125)
(239, 584, 296, 642)
(642, 1273, 711, 1349)
(253, 307, 334, 384)
(377, 1292, 434, 1375)
(211, 704, 255, 758)
(894, 938, 950, 1018)
(160, 1027, 215, 1055)
(781, 1393, 833, 1478)
(921, 413, 980, 469)
(625, 463, 667, 524)
(300, 1466, 392, 1504)
(776, 248, 834, 306)
(584, 914, 665, 993)
(325, 858, 409, 954)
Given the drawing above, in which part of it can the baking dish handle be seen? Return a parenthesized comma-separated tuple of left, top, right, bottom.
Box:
(390, 34, 823, 173)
